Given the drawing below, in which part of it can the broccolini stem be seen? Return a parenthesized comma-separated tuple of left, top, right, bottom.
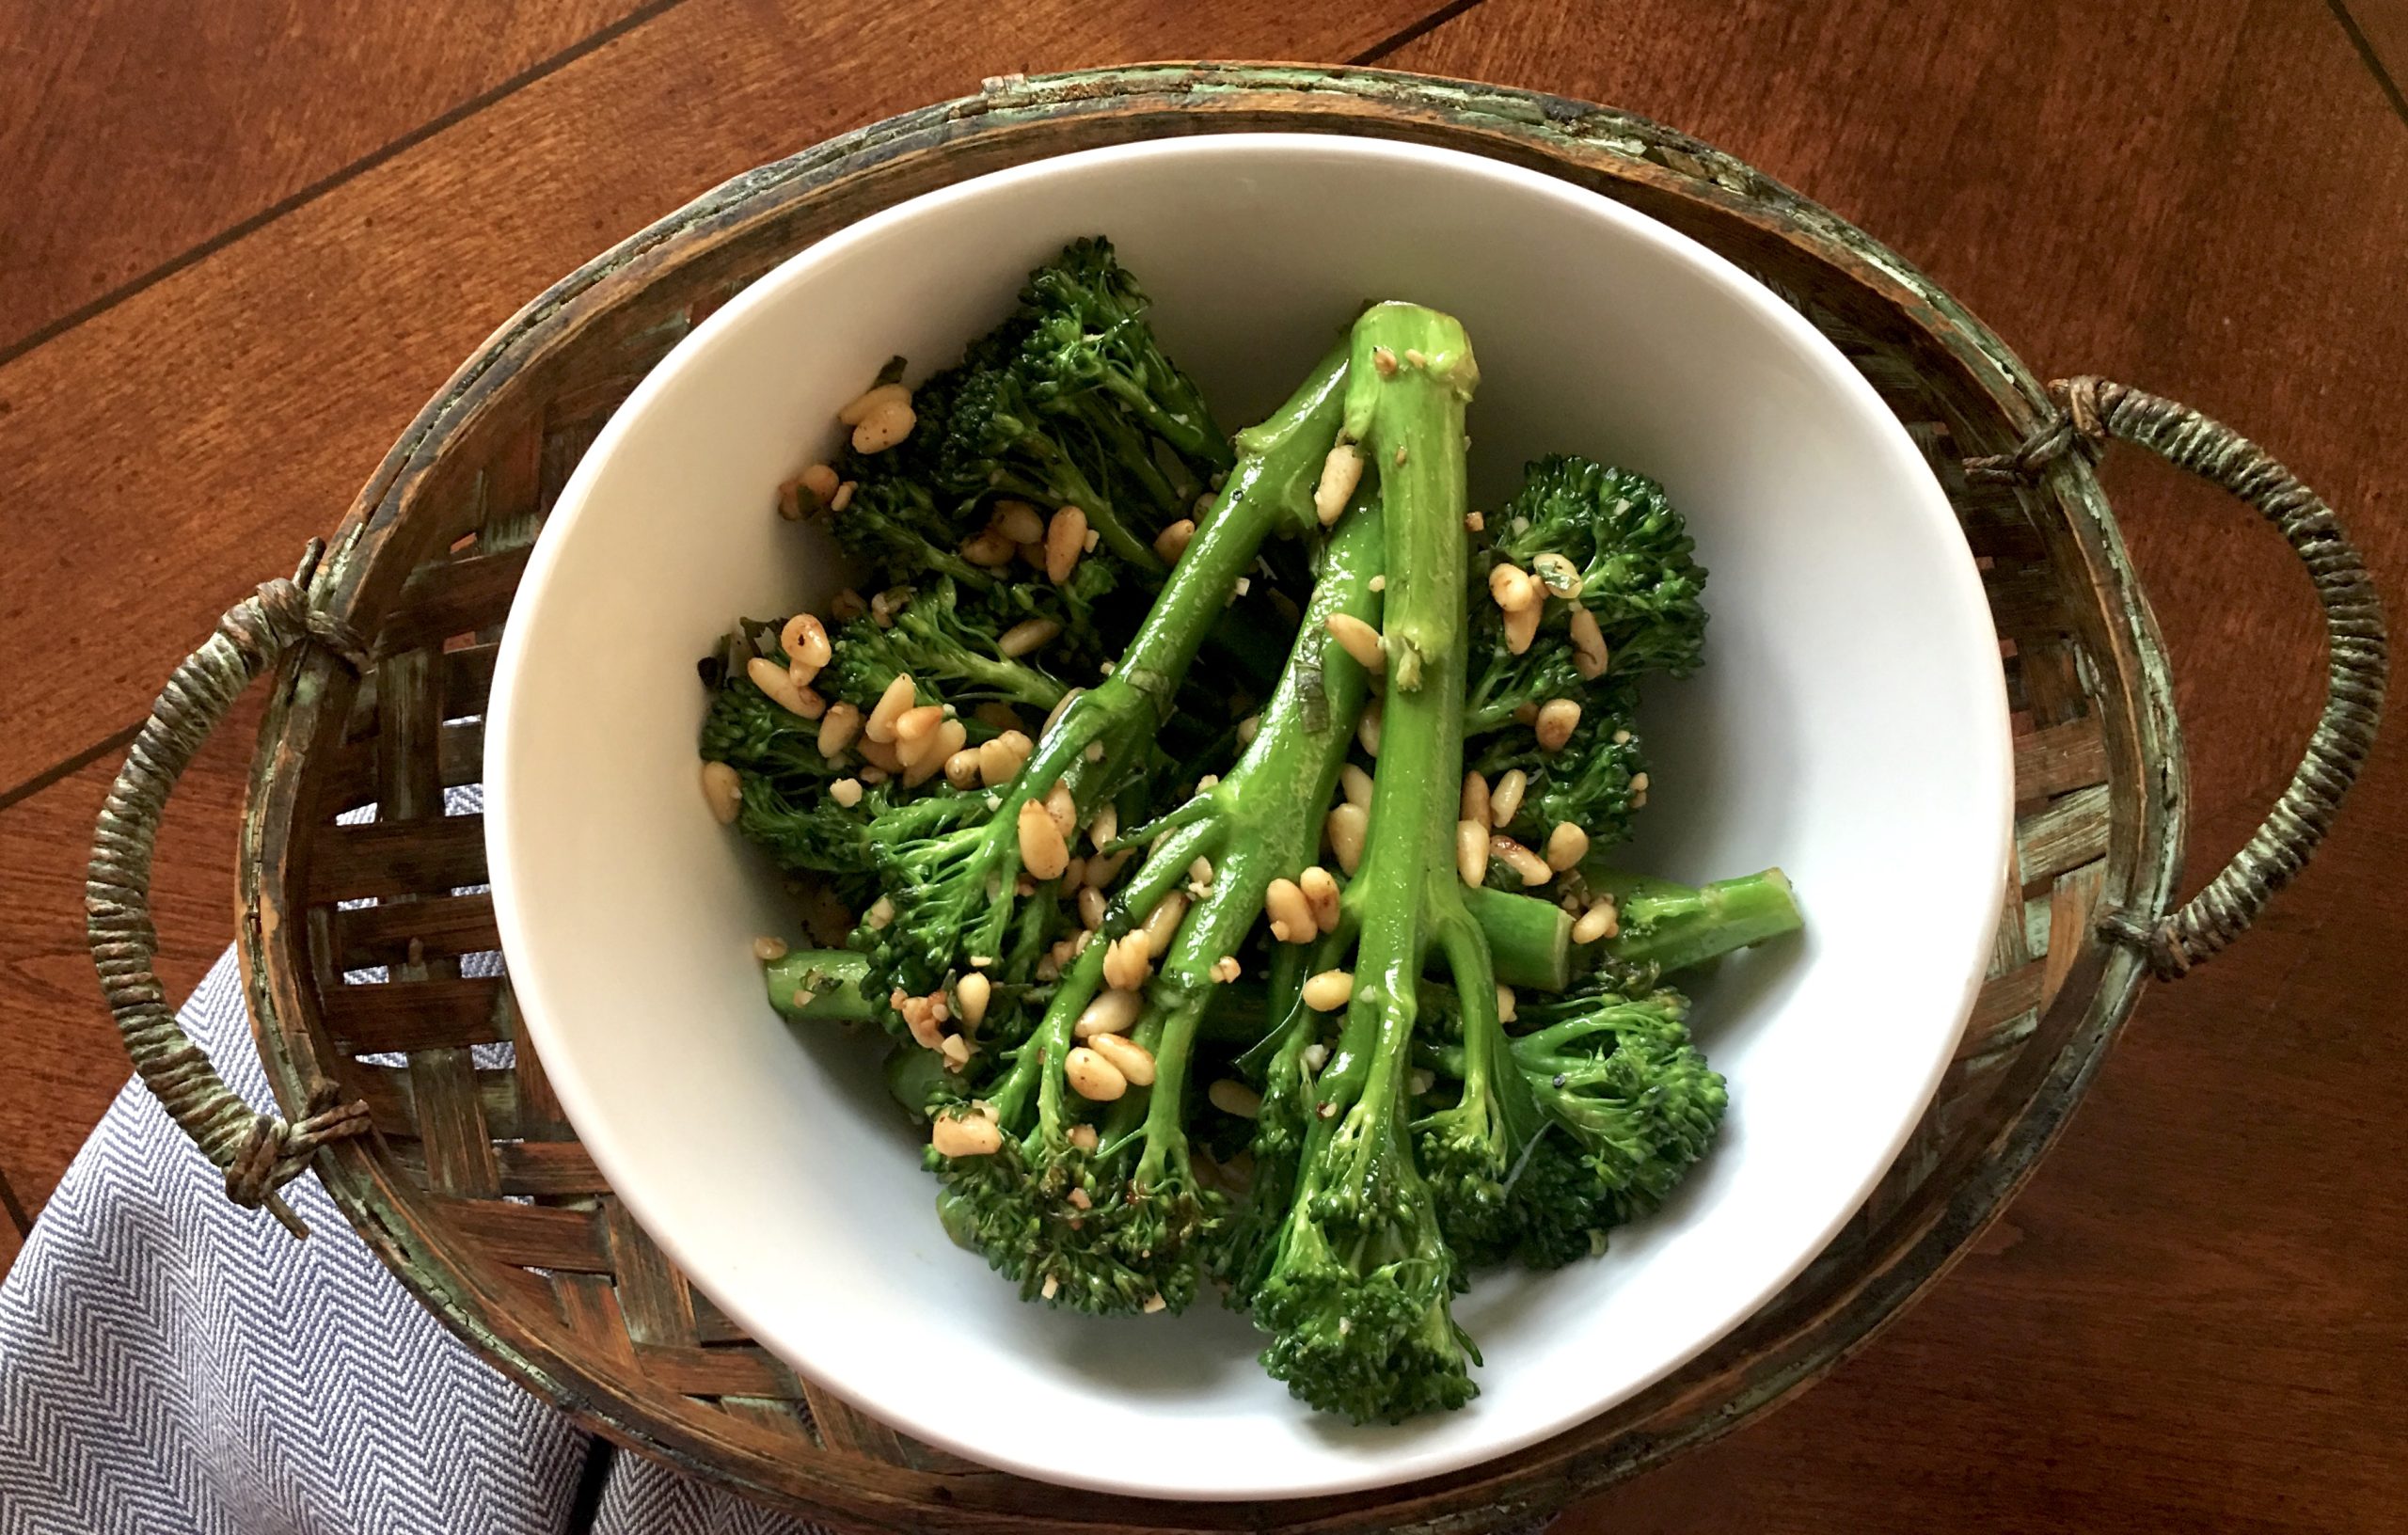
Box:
(763, 949, 874, 1022)
(1462, 885, 1573, 990)
(1574, 865, 1803, 974)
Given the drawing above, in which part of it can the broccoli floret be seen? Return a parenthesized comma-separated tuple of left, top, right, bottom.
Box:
(820, 577, 1083, 714)
(1467, 683, 1650, 855)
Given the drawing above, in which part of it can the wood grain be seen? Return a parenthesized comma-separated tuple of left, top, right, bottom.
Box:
(2337, 0, 2408, 114)
(0, 0, 654, 352)
(1379, 0, 2408, 1528)
(0, 0, 1450, 802)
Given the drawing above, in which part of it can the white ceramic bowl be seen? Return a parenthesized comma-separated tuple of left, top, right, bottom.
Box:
(488, 134, 2011, 1500)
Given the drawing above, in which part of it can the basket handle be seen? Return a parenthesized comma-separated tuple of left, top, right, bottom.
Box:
(86, 540, 376, 1237)
(1969, 377, 2387, 979)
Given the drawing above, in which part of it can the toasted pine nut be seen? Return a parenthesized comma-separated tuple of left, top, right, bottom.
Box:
(998, 618, 1061, 657)
(1062, 856, 1085, 892)
(1042, 688, 1081, 737)
(838, 381, 909, 426)
(1513, 702, 1540, 725)
(1460, 770, 1491, 826)
(1325, 613, 1386, 674)
(974, 702, 1022, 733)
(1327, 802, 1369, 876)
(1302, 970, 1354, 1011)
(1492, 835, 1553, 887)
(1457, 819, 1489, 887)
(983, 499, 1041, 543)
(1142, 891, 1188, 957)
(1153, 518, 1196, 562)
(1535, 698, 1582, 752)
(1087, 1031, 1156, 1087)
(1235, 713, 1260, 746)
(815, 701, 861, 758)
(1371, 346, 1398, 377)
(1491, 768, 1528, 828)
(1076, 885, 1107, 930)
(1017, 799, 1069, 880)
(1545, 822, 1591, 872)
(1313, 444, 1365, 525)
(829, 480, 856, 513)
(1265, 878, 1312, 943)
(781, 613, 833, 672)
(961, 526, 1017, 566)
(1076, 988, 1144, 1038)
(1189, 856, 1214, 889)
(1066, 1046, 1128, 1101)
(1489, 562, 1539, 612)
(1569, 607, 1609, 678)
(1085, 848, 1129, 890)
(1531, 552, 1584, 598)
(1068, 1122, 1100, 1149)
(894, 703, 945, 750)
(747, 656, 822, 718)
(752, 935, 788, 962)
(1503, 600, 1541, 656)
(851, 396, 915, 453)
(1496, 984, 1518, 1024)
(943, 749, 983, 789)
(1630, 771, 1650, 794)
(800, 463, 840, 500)
(1046, 506, 1087, 583)
(1085, 802, 1117, 850)
(1211, 955, 1242, 984)
(1340, 764, 1374, 809)
(701, 761, 743, 823)
(906, 719, 967, 787)
(1573, 899, 1621, 944)
(932, 1115, 1002, 1157)
(1299, 865, 1341, 931)
(1043, 781, 1078, 839)
(830, 776, 863, 808)
(865, 673, 917, 742)
(955, 972, 991, 1029)
(1357, 698, 1383, 758)
(1209, 1079, 1262, 1118)
(1103, 928, 1153, 991)
(864, 894, 895, 928)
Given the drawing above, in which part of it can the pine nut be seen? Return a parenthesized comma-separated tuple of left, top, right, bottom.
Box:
(1535, 698, 1582, 752)
(748, 656, 824, 718)
(752, 935, 788, 962)
(1103, 928, 1153, 991)
(829, 480, 856, 513)
(1572, 900, 1620, 944)
(1299, 865, 1341, 931)
(943, 749, 982, 789)
(971, 499, 1034, 544)
(1457, 819, 1490, 887)
(1630, 771, 1650, 794)
(1085, 801, 1117, 850)
(1017, 799, 1070, 880)
(1235, 712, 1260, 746)
(838, 381, 909, 425)
(1062, 855, 1085, 890)
(1313, 444, 1365, 525)
(864, 895, 895, 928)
(1142, 891, 1188, 957)
(830, 776, 863, 808)
(961, 526, 1017, 566)
(1489, 562, 1539, 612)
(781, 612, 833, 672)
(1371, 346, 1398, 377)
(1496, 984, 1518, 1023)
(1357, 698, 1383, 758)
(800, 463, 840, 500)
(1153, 517, 1197, 562)
(1068, 1123, 1100, 1150)
(1531, 552, 1584, 598)
(894, 703, 945, 750)
(1066, 1046, 1128, 1101)
(1503, 600, 1541, 656)
(865, 673, 917, 742)
(932, 1115, 1002, 1157)
(906, 719, 967, 787)
(1491, 768, 1528, 828)
(1085, 848, 1129, 889)
(1327, 802, 1369, 876)
(998, 618, 1061, 657)
(1569, 607, 1609, 678)
(1087, 1031, 1156, 1087)
(1189, 855, 1214, 889)
(1046, 506, 1087, 583)
(1461, 770, 1491, 826)
(701, 761, 742, 823)
(1340, 764, 1374, 809)
(1211, 955, 1242, 983)
(1043, 781, 1078, 839)
(1076, 988, 1144, 1038)
(1302, 970, 1354, 1011)
(1545, 822, 1591, 872)
(1492, 835, 1553, 887)
(851, 396, 915, 453)
(1513, 702, 1539, 725)
(1265, 878, 1312, 942)
(1325, 613, 1385, 674)
(1209, 1079, 1262, 1118)
(814, 701, 861, 758)
(954, 972, 991, 1030)
(1075, 885, 1106, 930)
(976, 732, 1029, 787)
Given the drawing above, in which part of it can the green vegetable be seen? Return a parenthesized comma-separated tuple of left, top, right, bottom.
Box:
(1576, 865, 1803, 982)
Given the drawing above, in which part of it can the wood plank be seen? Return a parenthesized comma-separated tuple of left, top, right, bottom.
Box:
(321, 977, 509, 1052)
(0, 0, 653, 350)
(2340, 2, 2408, 113)
(1386, 1, 2408, 1529)
(0, 0, 1451, 797)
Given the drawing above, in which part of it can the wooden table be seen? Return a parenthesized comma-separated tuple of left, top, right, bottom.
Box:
(4, 3, 2403, 1528)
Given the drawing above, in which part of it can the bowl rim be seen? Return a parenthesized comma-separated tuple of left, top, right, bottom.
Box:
(485, 128, 2016, 1499)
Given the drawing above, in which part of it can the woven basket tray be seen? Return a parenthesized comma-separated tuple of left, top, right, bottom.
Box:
(86, 65, 2384, 1535)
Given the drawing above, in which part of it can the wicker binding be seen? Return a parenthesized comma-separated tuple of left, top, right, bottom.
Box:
(84, 66, 2384, 1535)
